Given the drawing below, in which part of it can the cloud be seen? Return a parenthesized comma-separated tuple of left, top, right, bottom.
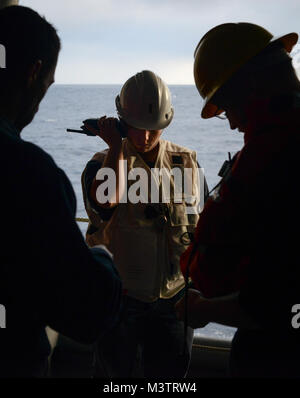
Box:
(57, 51, 194, 84)
(20, 0, 300, 33)
(20, 0, 300, 84)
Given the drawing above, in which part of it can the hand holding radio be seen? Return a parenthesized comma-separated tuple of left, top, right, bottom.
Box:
(83, 116, 124, 147)
(66, 117, 127, 147)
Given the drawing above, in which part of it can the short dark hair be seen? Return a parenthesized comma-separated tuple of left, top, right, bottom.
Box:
(0, 5, 61, 85)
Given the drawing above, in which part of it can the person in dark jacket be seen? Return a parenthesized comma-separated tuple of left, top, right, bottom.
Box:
(0, 5, 122, 377)
(176, 23, 300, 377)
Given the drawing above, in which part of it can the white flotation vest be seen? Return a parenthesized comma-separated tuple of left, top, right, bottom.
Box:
(82, 138, 201, 302)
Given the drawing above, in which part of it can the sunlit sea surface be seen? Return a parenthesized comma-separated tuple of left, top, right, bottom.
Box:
(23, 84, 244, 341)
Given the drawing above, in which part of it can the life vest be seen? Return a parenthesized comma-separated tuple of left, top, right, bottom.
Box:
(82, 138, 201, 302)
(180, 98, 300, 298)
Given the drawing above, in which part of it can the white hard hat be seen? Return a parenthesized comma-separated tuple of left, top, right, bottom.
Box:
(116, 70, 174, 130)
(0, 0, 19, 9)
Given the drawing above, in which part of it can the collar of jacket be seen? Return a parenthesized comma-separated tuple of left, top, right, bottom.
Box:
(243, 92, 300, 144)
(0, 116, 21, 139)
(124, 138, 166, 170)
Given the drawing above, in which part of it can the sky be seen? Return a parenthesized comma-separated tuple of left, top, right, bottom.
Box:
(19, 0, 300, 84)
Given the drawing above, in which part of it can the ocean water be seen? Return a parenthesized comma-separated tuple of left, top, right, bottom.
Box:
(23, 84, 243, 341)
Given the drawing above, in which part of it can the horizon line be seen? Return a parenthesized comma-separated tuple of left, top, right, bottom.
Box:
(53, 83, 196, 86)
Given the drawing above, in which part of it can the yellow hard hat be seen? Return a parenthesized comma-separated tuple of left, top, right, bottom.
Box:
(194, 22, 298, 118)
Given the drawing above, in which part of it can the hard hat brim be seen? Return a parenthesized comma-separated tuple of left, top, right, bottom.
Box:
(201, 102, 222, 119)
(201, 31, 299, 119)
(271, 32, 298, 53)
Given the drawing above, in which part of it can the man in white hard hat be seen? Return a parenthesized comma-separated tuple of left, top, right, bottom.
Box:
(176, 23, 300, 377)
(81, 70, 209, 377)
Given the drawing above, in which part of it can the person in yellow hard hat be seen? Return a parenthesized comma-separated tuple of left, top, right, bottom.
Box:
(79, 70, 209, 378)
(175, 23, 300, 377)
